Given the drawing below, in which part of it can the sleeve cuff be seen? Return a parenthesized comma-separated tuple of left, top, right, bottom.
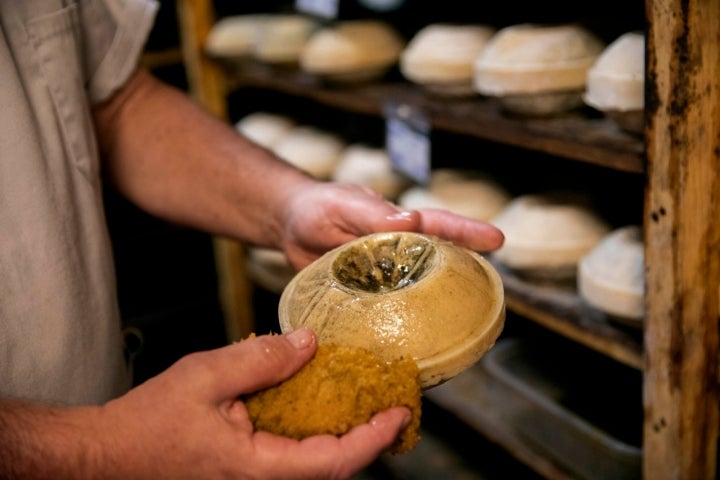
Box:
(88, 0, 159, 103)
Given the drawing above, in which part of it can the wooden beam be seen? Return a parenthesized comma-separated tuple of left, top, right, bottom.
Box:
(175, 0, 228, 117)
(643, 0, 720, 478)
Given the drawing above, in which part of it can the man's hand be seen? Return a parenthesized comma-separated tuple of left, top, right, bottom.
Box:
(280, 182, 505, 269)
(0, 330, 410, 480)
(99, 329, 410, 479)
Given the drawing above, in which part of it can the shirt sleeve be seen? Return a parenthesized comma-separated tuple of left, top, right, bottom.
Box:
(82, 0, 159, 103)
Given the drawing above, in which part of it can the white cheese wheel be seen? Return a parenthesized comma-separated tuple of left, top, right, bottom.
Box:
(205, 14, 318, 64)
(252, 15, 319, 64)
(585, 32, 645, 111)
(272, 126, 345, 180)
(584, 32, 645, 134)
(491, 193, 611, 279)
(400, 24, 496, 93)
(300, 20, 405, 82)
(236, 112, 296, 149)
(331, 144, 409, 199)
(474, 23, 605, 95)
(578, 225, 645, 321)
(398, 169, 511, 222)
(205, 14, 270, 58)
(246, 248, 296, 295)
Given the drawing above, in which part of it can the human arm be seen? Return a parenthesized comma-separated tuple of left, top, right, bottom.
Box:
(92, 67, 313, 249)
(0, 330, 411, 480)
(92, 68, 504, 269)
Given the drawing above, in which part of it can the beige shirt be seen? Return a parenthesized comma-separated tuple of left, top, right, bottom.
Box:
(0, 0, 158, 405)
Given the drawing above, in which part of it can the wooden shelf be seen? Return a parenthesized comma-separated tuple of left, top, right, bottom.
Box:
(180, 2, 720, 477)
(218, 59, 646, 370)
(222, 61, 645, 174)
(141, 47, 184, 70)
(496, 263, 644, 370)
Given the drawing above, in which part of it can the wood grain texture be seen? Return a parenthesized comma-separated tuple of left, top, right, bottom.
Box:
(225, 63, 646, 173)
(644, 0, 720, 478)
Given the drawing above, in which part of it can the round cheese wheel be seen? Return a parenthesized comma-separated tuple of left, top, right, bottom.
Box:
(400, 24, 495, 93)
(300, 20, 405, 82)
(246, 248, 296, 295)
(236, 112, 296, 149)
(584, 32, 645, 134)
(279, 231, 506, 389)
(474, 23, 605, 95)
(491, 193, 611, 279)
(398, 169, 511, 222)
(206, 14, 318, 65)
(272, 126, 345, 180)
(585, 32, 645, 111)
(331, 144, 409, 199)
(578, 225, 644, 322)
(252, 15, 319, 64)
(205, 14, 270, 59)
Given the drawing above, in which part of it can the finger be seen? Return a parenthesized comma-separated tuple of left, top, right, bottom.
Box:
(417, 208, 505, 252)
(330, 209, 422, 245)
(284, 190, 421, 270)
(328, 187, 504, 251)
(372, 209, 422, 232)
(333, 407, 412, 472)
(197, 329, 318, 399)
(329, 185, 422, 236)
(252, 407, 412, 480)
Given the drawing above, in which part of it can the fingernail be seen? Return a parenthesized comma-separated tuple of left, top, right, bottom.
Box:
(385, 211, 414, 221)
(286, 328, 313, 349)
(400, 413, 412, 429)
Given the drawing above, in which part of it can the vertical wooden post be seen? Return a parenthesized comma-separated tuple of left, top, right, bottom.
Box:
(175, 0, 255, 342)
(644, 0, 720, 478)
(176, 0, 227, 117)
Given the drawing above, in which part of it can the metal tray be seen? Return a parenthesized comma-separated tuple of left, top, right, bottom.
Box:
(480, 338, 642, 480)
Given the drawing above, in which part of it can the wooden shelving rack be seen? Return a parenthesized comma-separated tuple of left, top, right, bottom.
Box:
(175, 1, 719, 478)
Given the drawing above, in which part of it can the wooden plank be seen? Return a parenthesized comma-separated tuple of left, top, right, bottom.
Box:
(175, 0, 255, 341)
(140, 48, 184, 70)
(643, 0, 720, 478)
(211, 238, 255, 342)
(224, 62, 645, 173)
(175, 0, 228, 117)
(497, 264, 644, 370)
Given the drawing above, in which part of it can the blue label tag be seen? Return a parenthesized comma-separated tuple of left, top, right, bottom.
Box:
(295, 0, 339, 18)
(384, 102, 431, 185)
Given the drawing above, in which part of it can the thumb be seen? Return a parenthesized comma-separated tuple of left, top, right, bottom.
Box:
(204, 329, 318, 399)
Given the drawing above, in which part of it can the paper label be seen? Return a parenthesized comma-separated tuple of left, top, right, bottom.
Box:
(295, 0, 339, 18)
(384, 102, 431, 185)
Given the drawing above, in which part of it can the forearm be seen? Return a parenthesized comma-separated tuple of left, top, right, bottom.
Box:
(92, 68, 316, 248)
(0, 398, 107, 479)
